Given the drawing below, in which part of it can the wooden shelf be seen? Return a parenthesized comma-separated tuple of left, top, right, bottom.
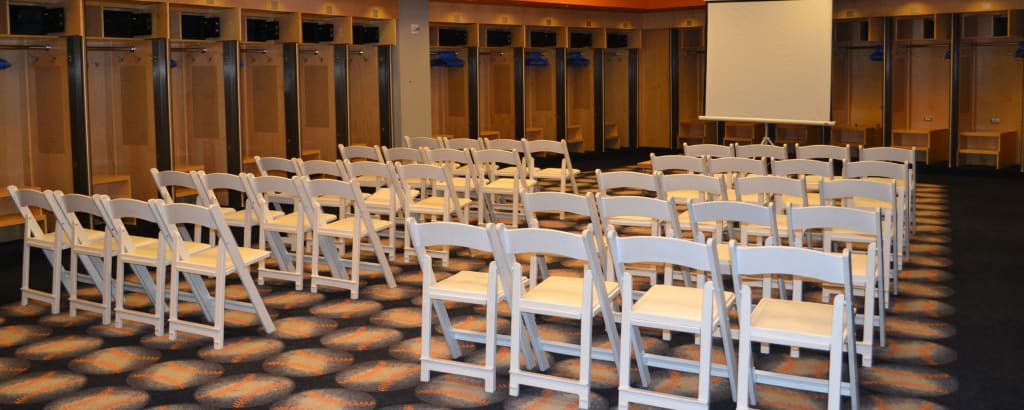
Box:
(0, 186, 44, 229)
(565, 124, 583, 152)
(831, 126, 882, 147)
(958, 130, 1019, 169)
(891, 128, 950, 164)
(677, 120, 712, 145)
(834, 17, 883, 46)
(723, 122, 765, 145)
(604, 122, 620, 149)
(479, 130, 501, 139)
(774, 124, 816, 145)
(895, 14, 951, 42)
(962, 11, 1024, 40)
(525, 127, 544, 140)
(91, 174, 132, 198)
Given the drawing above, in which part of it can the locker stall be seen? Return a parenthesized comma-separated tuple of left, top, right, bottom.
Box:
(477, 24, 522, 141)
(238, 10, 297, 173)
(429, 23, 475, 140)
(565, 28, 599, 152)
(831, 17, 884, 147)
(168, 7, 236, 174)
(677, 25, 712, 145)
(299, 15, 347, 160)
(524, 26, 562, 142)
(84, 2, 168, 200)
(348, 17, 395, 147)
(0, 0, 77, 220)
(603, 29, 636, 150)
(956, 10, 1024, 169)
(891, 14, 952, 164)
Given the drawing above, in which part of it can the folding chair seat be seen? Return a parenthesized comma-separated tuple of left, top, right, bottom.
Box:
(96, 195, 210, 335)
(597, 194, 688, 288)
(493, 225, 620, 409)
(344, 160, 406, 259)
(151, 201, 276, 349)
(243, 174, 338, 290)
(53, 191, 121, 324)
(6, 186, 80, 314)
(254, 156, 302, 209)
(393, 163, 473, 263)
(295, 177, 396, 298)
(788, 205, 887, 366)
(338, 144, 386, 189)
(610, 233, 738, 408)
(195, 171, 269, 248)
(734, 175, 808, 243)
(820, 178, 899, 300)
(686, 200, 780, 291)
(731, 243, 860, 410)
(404, 135, 444, 149)
(471, 148, 538, 227)
(423, 147, 477, 199)
(407, 219, 536, 393)
(523, 139, 580, 195)
(150, 168, 202, 204)
(734, 143, 788, 161)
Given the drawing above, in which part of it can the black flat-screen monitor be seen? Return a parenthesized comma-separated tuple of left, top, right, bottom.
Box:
(570, 32, 592, 48)
(607, 33, 629, 48)
(181, 14, 220, 40)
(246, 18, 280, 42)
(487, 29, 512, 47)
(531, 31, 557, 47)
(303, 22, 334, 43)
(353, 25, 379, 44)
(104, 10, 151, 38)
(9, 5, 64, 35)
(438, 28, 468, 46)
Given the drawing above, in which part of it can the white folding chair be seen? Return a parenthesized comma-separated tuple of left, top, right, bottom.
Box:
(660, 174, 730, 237)
(150, 168, 202, 204)
(610, 232, 738, 408)
(683, 143, 734, 158)
(471, 148, 537, 227)
(254, 155, 301, 177)
(53, 191, 116, 324)
(523, 139, 580, 195)
(243, 174, 337, 290)
(796, 144, 851, 164)
(735, 143, 788, 160)
(597, 194, 687, 287)
(844, 160, 911, 273)
(294, 159, 350, 213)
(650, 153, 707, 174)
(295, 176, 396, 297)
(734, 175, 808, 242)
(859, 146, 916, 230)
(788, 205, 886, 366)
(195, 171, 268, 248)
(422, 147, 478, 205)
(482, 138, 526, 178)
(7, 186, 83, 314)
(708, 157, 768, 195)
(493, 224, 620, 409)
(443, 137, 484, 150)
(404, 135, 444, 149)
(338, 144, 386, 190)
(771, 157, 835, 202)
(344, 159, 406, 259)
(731, 243, 859, 410)
(151, 201, 276, 349)
(687, 200, 781, 295)
(407, 219, 536, 392)
(522, 191, 604, 286)
(393, 163, 473, 263)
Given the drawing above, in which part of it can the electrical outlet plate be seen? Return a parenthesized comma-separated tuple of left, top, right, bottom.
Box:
(992, 117, 1001, 124)
(924, 115, 934, 121)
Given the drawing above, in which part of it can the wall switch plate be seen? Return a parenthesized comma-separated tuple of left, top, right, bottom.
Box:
(410, 24, 420, 35)
(924, 115, 934, 121)
(992, 117, 1002, 124)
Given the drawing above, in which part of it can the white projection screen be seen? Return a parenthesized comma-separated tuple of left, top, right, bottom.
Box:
(702, 0, 835, 126)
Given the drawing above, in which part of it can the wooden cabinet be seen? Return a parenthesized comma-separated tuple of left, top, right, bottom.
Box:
(678, 121, 714, 145)
(774, 124, 823, 146)
(958, 130, 1019, 169)
(831, 126, 882, 148)
(892, 128, 950, 164)
(604, 122, 620, 149)
(723, 122, 765, 145)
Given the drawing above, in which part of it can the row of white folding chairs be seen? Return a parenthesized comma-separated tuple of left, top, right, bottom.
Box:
(408, 196, 874, 409)
(6, 185, 276, 349)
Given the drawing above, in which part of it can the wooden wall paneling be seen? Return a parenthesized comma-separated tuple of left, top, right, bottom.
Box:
(347, 44, 381, 146)
(478, 47, 516, 140)
(0, 48, 32, 187)
(299, 43, 337, 160)
(603, 48, 629, 150)
(960, 40, 1023, 166)
(429, 47, 470, 138)
(639, 28, 671, 148)
(907, 45, 951, 130)
(566, 48, 594, 152)
(239, 44, 285, 171)
(837, 0, 1024, 19)
(677, 31, 706, 145)
(171, 43, 228, 173)
(525, 48, 556, 141)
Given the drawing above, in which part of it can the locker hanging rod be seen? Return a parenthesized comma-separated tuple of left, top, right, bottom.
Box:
(430, 50, 459, 55)
(350, 50, 365, 55)
(299, 48, 320, 55)
(88, 45, 137, 53)
(171, 46, 208, 53)
(840, 44, 883, 50)
(0, 44, 52, 51)
(479, 51, 505, 56)
(241, 48, 268, 54)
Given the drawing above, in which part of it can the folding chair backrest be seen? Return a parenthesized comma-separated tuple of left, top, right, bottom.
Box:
(443, 137, 484, 150)
(294, 176, 366, 226)
(845, 160, 909, 182)
(650, 153, 706, 174)
(596, 169, 662, 197)
(522, 191, 600, 231)
(255, 156, 300, 177)
(424, 147, 474, 168)
(242, 174, 301, 221)
(472, 148, 524, 178)
(151, 168, 201, 203)
(484, 138, 525, 152)
(819, 178, 896, 205)
(660, 174, 729, 201)
(607, 231, 718, 278)
(734, 143, 788, 160)
(859, 146, 915, 166)
(597, 194, 681, 237)
(405, 135, 443, 149)
(734, 175, 807, 207)
(687, 200, 778, 242)
(338, 144, 383, 162)
(53, 192, 103, 242)
(795, 144, 851, 162)
(196, 172, 247, 206)
(708, 157, 768, 176)
(771, 158, 834, 178)
(730, 243, 852, 294)
(7, 186, 55, 238)
(493, 225, 601, 275)
(152, 202, 241, 266)
(684, 143, 734, 158)
(787, 205, 881, 243)
(383, 146, 425, 164)
(95, 195, 158, 252)
(344, 158, 392, 180)
(297, 159, 348, 180)
(407, 218, 502, 289)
